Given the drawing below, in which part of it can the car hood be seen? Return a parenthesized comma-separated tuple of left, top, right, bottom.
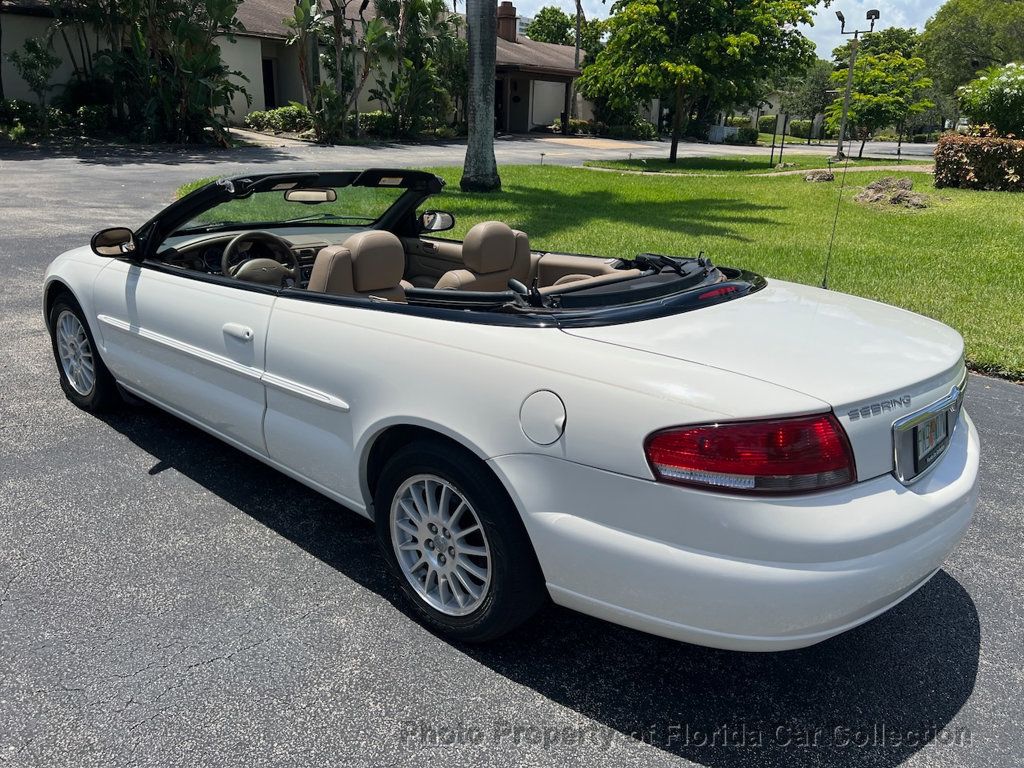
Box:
(562, 279, 965, 409)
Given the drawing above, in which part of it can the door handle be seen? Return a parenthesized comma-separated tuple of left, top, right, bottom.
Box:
(223, 322, 254, 342)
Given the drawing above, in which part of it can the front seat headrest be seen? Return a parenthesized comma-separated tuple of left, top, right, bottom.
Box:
(343, 230, 406, 293)
(462, 221, 516, 275)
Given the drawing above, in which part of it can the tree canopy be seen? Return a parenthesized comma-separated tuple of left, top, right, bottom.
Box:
(787, 59, 833, 120)
(920, 0, 1024, 93)
(832, 27, 921, 68)
(827, 52, 933, 156)
(578, 0, 818, 161)
(524, 6, 573, 45)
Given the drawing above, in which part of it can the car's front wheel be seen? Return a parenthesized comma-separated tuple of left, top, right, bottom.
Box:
(374, 440, 546, 642)
(48, 296, 121, 412)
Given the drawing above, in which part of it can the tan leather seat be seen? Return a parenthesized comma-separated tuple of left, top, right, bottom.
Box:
(434, 222, 530, 291)
(307, 231, 411, 301)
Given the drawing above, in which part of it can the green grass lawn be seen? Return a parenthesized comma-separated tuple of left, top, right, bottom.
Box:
(177, 165, 1023, 379)
(584, 154, 922, 175)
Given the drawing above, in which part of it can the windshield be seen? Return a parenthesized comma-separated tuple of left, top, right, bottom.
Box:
(174, 185, 407, 233)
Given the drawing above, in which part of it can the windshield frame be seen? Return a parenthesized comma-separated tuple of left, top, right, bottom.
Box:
(134, 170, 445, 260)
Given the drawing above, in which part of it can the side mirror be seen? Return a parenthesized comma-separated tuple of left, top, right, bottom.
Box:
(284, 187, 338, 204)
(91, 227, 138, 257)
(419, 210, 455, 233)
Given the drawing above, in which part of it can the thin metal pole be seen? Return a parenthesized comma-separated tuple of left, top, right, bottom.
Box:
(778, 112, 790, 165)
(836, 33, 859, 159)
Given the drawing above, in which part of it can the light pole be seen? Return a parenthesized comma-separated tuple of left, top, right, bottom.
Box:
(834, 8, 879, 160)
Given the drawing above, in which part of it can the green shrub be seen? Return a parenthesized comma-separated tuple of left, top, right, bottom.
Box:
(604, 118, 657, 140)
(352, 110, 399, 137)
(725, 116, 751, 128)
(911, 133, 929, 143)
(244, 104, 312, 133)
(8, 123, 28, 142)
(75, 105, 109, 135)
(0, 99, 40, 128)
(244, 110, 269, 131)
(934, 133, 1024, 192)
(958, 63, 1024, 137)
(789, 119, 813, 139)
(725, 126, 759, 145)
(758, 115, 778, 133)
(545, 117, 592, 135)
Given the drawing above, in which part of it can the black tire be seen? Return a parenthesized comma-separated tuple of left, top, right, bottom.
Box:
(374, 439, 547, 642)
(48, 295, 122, 412)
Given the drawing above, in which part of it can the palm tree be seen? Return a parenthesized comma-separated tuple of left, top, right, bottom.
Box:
(460, 0, 500, 191)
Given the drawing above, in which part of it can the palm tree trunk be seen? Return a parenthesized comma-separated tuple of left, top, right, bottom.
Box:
(460, 0, 500, 192)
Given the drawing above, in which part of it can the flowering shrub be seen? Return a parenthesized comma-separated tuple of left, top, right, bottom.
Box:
(958, 64, 1024, 137)
(934, 133, 1024, 192)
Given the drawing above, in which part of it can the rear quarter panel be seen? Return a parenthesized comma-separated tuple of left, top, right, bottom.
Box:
(262, 297, 831, 511)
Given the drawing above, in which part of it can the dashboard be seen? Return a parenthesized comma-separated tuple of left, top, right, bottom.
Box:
(157, 228, 372, 284)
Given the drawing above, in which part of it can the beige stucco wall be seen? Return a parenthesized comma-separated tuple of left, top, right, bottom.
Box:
(216, 34, 265, 122)
(0, 13, 96, 103)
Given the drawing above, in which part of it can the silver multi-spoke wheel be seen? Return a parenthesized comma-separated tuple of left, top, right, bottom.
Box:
(55, 310, 96, 396)
(390, 474, 492, 616)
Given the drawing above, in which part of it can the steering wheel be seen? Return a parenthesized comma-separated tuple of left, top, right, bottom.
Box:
(221, 231, 300, 287)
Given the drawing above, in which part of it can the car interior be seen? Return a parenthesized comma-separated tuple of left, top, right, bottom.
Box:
(141, 171, 738, 314)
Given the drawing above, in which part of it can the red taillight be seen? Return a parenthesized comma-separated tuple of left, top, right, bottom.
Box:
(645, 414, 855, 494)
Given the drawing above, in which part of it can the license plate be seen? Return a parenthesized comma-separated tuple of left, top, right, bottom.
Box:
(914, 414, 949, 473)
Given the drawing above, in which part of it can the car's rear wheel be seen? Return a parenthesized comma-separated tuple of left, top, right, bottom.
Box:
(374, 440, 546, 642)
(48, 297, 121, 412)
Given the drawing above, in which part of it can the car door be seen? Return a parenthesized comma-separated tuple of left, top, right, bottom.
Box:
(259, 294, 370, 507)
(92, 260, 275, 453)
(401, 236, 463, 287)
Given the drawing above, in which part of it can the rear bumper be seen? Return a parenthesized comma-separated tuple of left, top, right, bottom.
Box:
(489, 411, 979, 651)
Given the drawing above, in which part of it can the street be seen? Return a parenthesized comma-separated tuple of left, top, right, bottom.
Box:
(1, 139, 1019, 768)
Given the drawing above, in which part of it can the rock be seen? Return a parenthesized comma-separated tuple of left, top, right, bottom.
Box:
(805, 170, 835, 182)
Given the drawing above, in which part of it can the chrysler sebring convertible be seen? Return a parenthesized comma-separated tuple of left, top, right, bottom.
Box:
(42, 169, 979, 651)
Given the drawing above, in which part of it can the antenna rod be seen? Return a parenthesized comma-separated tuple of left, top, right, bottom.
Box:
(822, 134, 854, 289)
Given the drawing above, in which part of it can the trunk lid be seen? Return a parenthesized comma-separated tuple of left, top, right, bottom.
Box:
(564, 279, 967, 481)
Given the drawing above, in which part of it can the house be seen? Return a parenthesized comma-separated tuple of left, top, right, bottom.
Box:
(0, 0, 591, 131)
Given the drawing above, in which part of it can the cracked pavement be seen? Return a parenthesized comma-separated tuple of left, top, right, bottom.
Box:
(0, 142, 1021, 768)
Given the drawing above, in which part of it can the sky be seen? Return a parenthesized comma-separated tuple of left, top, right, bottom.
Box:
(512, 0, 946, 59)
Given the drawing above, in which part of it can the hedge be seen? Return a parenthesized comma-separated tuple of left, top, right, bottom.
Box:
(244, 103, 312, 133)
(934, 133, 1024, 192)
(724, 126, 759, 145)
(789, 119, 813, 139)
(725, 116, 751, 128)
(758, 115, 778, 133)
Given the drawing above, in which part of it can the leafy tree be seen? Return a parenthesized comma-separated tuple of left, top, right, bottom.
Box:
(832, 27, 921, 67)
(958, 63, 1024, 136)
(5, 36, 61, 133)
(579, 0, 817, 162)
(524, 6, 573, 45)
(785, 58, 832, 141)
(920, 0, 1024, 94)
(89, 0, 249, 145)
(461, 0, 500, 191)
(372, 0, 464, 135)
(827, 52, 933, 157)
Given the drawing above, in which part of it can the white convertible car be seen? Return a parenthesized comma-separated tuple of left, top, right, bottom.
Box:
(43, 169, 979, 650)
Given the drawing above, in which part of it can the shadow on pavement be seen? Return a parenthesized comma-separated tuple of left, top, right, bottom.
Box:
(102, 404, 980, 768)
(0, 143, 296, 166)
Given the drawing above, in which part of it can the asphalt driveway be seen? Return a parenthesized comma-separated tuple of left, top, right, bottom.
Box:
(0, 143, 1019, 768)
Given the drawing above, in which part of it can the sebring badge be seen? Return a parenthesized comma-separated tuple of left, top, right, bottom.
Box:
(847, 395, 912, 421)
